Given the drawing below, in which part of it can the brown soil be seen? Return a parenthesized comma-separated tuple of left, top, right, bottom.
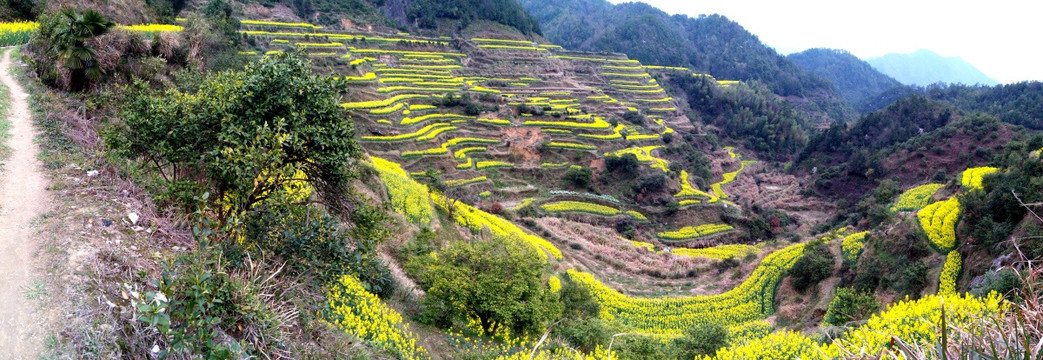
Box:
(0, 48, 51, 359)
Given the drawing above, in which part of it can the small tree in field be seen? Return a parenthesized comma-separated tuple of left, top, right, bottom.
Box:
(409, 236, 561, 337)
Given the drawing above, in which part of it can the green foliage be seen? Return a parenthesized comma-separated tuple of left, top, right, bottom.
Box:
(158, 226, 282, 357)
(789, 238, 833, 291)
(669, 74, 809, 160)
(108, 50, 363, 221)
(239, 203, 394, 296)
(970, 268, 1022, 298)
(622, 110, 645, 126)
(633, 173, 666, 194)
(30, 8, 115, 90)
(615, 336, 669, 360)
(926, 81, 1043, 130)
(851, 227, 931, 295)
(202, 0, 241, 47)
(553, 276, 609, 352)
(662, 140, 711, 182)
(408, 236, 560, 337)
(823, 287, 880, 326)
(277, 0, 392, 26)
(409, 0, 542, 35)
(960, 148, 1043, 254)
(2, 0, 38, 20)
(558, 273, 600, 319)
(563, 166, 592, 188)
(605, 153, 640, 176)
(555, 318, 610, 354)
(146, 0, 188, 22)
(672, 322, 729, 359)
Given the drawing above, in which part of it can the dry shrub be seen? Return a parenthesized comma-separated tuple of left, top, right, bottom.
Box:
(89, 29, 150, 73)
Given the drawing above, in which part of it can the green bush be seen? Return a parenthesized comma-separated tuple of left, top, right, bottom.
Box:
(970, 268, 1022, 298)
(605, 153, 640, 176)
(554, 318, 610, 354)
(27, 9, 115, 91)
(823, 287, 880, 326)
(240, 203, 394, 297)
(672, 322, 729, 359)
(615, 336, 669, 360)
(158, 226, 283, 357)
(789, 238, 833, 291)
(563, 166, 592, 188)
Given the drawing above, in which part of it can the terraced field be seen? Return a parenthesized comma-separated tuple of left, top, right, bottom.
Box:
(231, 19, 1001, 358)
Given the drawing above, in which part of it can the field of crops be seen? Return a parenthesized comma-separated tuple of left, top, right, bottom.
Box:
(891, 183, 944, 212)
(840, 231, 869, 263)
(328, 275, 429, 360)
(939, 250, 961, 296)
(569, 242, 806, 334)
(918, 197, 960, 252)
(656, 224, 735, 241)
(703, 293, 1006, 359)
(961, 166, 1000, 191)
(671, 243, 758, 260)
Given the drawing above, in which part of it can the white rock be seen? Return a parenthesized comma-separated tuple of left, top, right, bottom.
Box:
(128, 212, 139, 225)
(86, 170, 99, 177)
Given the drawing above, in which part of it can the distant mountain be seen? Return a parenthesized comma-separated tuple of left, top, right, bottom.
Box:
(789, 48, 906, 113)
(866, 49, 999, 86)
(518, 0, 833, 99)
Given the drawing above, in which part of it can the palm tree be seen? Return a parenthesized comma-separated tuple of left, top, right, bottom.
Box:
(47, 9, 114, 90)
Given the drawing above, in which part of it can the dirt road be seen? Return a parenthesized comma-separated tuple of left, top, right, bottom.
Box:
(0, 47, 50, 359)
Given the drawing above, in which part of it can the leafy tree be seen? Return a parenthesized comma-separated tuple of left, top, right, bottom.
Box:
(605, 153, 640, 176)
(108, 50, 363, 225)
(563, 166, 592, 188)
(672, 322, 729, 359)
(669, 73, 809, 160)
(409, 237, 560, 337)
(789, 238, 833, 291)
(822, 288, 880, 326)
(622, 110, 645, 126)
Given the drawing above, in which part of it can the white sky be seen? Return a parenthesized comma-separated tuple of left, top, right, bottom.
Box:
(605, 0, 1043, 84)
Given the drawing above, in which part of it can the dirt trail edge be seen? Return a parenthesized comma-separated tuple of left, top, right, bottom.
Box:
(0, 47, 50, 359)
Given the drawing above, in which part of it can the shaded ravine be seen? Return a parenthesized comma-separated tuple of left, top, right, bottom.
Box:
(0, 47, 50, 359)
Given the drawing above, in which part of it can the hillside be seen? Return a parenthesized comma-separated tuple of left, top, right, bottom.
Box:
(867, 49, 999, 86)
(519, 0, 831, 99)
(925, 81, 1043, 130)
(0, 4, 1041, 360)
(796, 95, 1024, 202)
(789, 48, 905, 113)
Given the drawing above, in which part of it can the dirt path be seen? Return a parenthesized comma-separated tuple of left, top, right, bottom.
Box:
(0, 47, 50, 359)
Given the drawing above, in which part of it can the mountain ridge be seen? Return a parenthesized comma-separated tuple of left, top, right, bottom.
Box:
(788, 48, 904, 113)
(866, 49, 999, 86)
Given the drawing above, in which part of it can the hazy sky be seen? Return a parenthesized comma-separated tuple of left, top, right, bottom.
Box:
(606, 0, 1043, 83)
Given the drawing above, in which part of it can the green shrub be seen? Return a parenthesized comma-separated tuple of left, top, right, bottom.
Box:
(672, 322, 729, 359)
(564, 166, 592, 188)
(605, 153, 640, 176)
(789, 238, 833, 291)
(240, 204, 394, 297)
(823, 287, 880, 326)
(970, 268, 1022, 298)
(158, 226, 283, 357)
